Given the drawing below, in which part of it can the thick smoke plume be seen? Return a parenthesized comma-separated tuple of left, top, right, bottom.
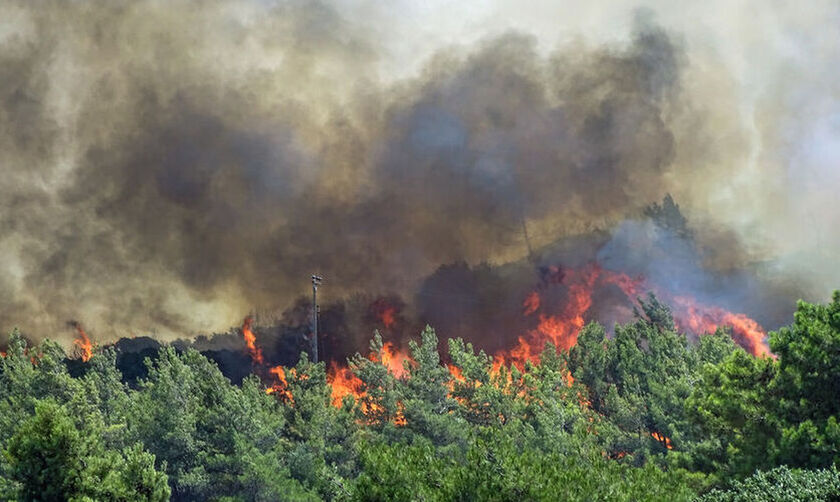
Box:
(0, 1, 831, 345)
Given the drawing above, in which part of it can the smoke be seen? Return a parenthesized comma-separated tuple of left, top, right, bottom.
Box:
(0, 0, 835, 344)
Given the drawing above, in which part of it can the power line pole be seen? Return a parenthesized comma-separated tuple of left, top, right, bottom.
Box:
(311, 274, 322, 363)
(520, 216, 535, 264)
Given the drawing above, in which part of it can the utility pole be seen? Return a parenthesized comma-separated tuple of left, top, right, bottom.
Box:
(311, 274, 323, 363)
(520, 216, 535, 265)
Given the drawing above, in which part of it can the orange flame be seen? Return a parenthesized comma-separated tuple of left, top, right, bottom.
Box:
(241, 317, 264, 365)
(240, 262, 770, 436)
(522, 291, 540, 316)
(70, 322, 93, 362)
(328, 361, 364, 406)
(651, 431, 673, 449)
(494, 265, 601, 370)
(327, 342, 411, 406)
(380, 342, 410, 378)
(380, 307, 396, 329)
(672, 296, 770, 357)
(239, 318, 294, 397)
(447, 364, 465, 382)
(601, 270, 645, 298)
(265, 365, 293, 400)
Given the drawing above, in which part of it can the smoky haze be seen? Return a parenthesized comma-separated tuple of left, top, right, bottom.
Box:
(0, 1, 832, 343)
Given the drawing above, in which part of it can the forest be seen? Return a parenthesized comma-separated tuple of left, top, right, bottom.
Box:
(1, 293, 839, 501)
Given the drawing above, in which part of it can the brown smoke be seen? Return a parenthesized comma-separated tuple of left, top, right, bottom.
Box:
(0, 1, 819, 343)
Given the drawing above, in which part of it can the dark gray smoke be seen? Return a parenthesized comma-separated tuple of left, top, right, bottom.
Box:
(0, 1, 811, 345)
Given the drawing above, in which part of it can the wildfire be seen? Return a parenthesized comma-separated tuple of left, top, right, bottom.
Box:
(601, 270, 645, 298)
(672, 297, 771, 357)
(380, 342, 410, 378)
(328, 362, 363, 406)
(241, 317, 264, 365)
(495, 265, 605, 370)
(239, 317, 296, 397)
(265, 365, 293, 400)
(238, 261, 771, 437)
(521, 264, 772, 359)
(651, 431, 673, 449)
(327, 342, 411, 406)
(70, 321, 93, 362)
(369, 298, 399, 330)
(447, 364, 465, 382)
(522, 291, 540, 315)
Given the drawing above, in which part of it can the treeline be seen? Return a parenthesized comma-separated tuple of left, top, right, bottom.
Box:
(1, 294, 840, 501)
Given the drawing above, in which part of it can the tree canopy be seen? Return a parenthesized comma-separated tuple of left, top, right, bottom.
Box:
(2, 294, 840, 500)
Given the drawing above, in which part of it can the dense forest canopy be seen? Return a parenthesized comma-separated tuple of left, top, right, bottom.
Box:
(2, 293, 839, 501)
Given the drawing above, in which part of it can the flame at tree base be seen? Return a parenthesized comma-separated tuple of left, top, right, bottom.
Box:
(237, 262, 772, 432)
(672, 297, 771, 357)
(69, 321, 93, 362)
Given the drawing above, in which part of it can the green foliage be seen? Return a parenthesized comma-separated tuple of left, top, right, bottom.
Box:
(684, 348, 779, 478)
(568, 296, 696, 461)
(4, 400, 169, 502)
(685, 292, 840, 483)
(352, 436, 698, 501)
(5, 400, 88, 501)
(699, 465, 840, 502)
(3, 292, 840, 500)
(126, 347, 323, 501)
(643, 193, 692, 239)
(771, 292, 840, 468)
(399, 327, 466, 451)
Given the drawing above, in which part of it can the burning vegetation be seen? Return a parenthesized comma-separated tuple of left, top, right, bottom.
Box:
(4, 290, 840, 500)
(2, 1, 839, 500)
(69, 321, 93, 362)
(239, 258, 772, 414)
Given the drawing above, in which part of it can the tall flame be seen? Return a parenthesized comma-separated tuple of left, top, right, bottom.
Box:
(70, 321, 93, 362)
(380, 342, 410, 378)
(328, 362, 363, 406)
(496, 265, 606, 370)
(241, 317, 264, 365)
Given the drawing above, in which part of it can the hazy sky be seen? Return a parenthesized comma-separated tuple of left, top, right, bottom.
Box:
(1, 0, 838, 341)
